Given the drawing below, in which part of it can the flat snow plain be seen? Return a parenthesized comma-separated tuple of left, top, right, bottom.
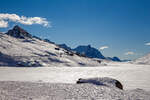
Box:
(0, 63, 150, 100)
(0, 63, 150, 90)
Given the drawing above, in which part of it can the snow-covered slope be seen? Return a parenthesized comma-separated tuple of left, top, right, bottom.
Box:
(134, 53, 150, 65)
(0, 26, 103, 67)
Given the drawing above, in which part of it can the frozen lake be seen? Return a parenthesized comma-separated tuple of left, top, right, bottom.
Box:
(0, 64, 150, 90)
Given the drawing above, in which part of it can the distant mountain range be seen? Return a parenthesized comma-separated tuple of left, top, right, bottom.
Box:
(0, 25, 105, 67)
(106, 57, 121, 62)
(58, 44, 121, 62)
(0, 25, 124, 67)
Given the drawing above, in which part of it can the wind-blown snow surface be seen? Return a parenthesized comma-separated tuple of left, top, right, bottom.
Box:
(0, 64, 150, 99)
(0, 33, 102, 67)
(0, 81, 150, 100)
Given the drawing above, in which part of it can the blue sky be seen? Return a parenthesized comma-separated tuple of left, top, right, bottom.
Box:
(0, 0, 150, 60)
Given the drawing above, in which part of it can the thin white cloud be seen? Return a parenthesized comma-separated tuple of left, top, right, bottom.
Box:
(124, 51, 135, 55)
(0, 20, 8, 28)
(145, 42, 150, 46)
(99, 46, 109, 50)
(0, 13, 50, 28)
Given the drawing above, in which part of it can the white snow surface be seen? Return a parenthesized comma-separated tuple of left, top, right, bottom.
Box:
(0, 33, 103, 67)
(0, 63, 150, 91)
(0, 81, 150, 100)
(1, 33, 150, 99)
(0, 63, 150, 99)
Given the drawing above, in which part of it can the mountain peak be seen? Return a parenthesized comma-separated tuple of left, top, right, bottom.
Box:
(73, 45, 105, 59)
(58, 44, 72, 51)
(6, 25, 32, 39)
(87, 45, 91, 48)
(13, 25, 22, 30)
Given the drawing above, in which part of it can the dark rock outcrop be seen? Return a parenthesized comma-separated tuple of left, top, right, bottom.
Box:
(6, 25, 32, 39)
(43, 39, 55, 44)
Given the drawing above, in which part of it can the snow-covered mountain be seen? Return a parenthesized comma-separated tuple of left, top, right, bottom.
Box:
(134, 53, 150, 65)
(0, 25, 103, 67)
(58, 44, 122, 62)
(73, 45, 105, 59)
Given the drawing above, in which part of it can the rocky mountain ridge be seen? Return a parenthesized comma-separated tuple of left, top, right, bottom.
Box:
(0, 25, 103, 67)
